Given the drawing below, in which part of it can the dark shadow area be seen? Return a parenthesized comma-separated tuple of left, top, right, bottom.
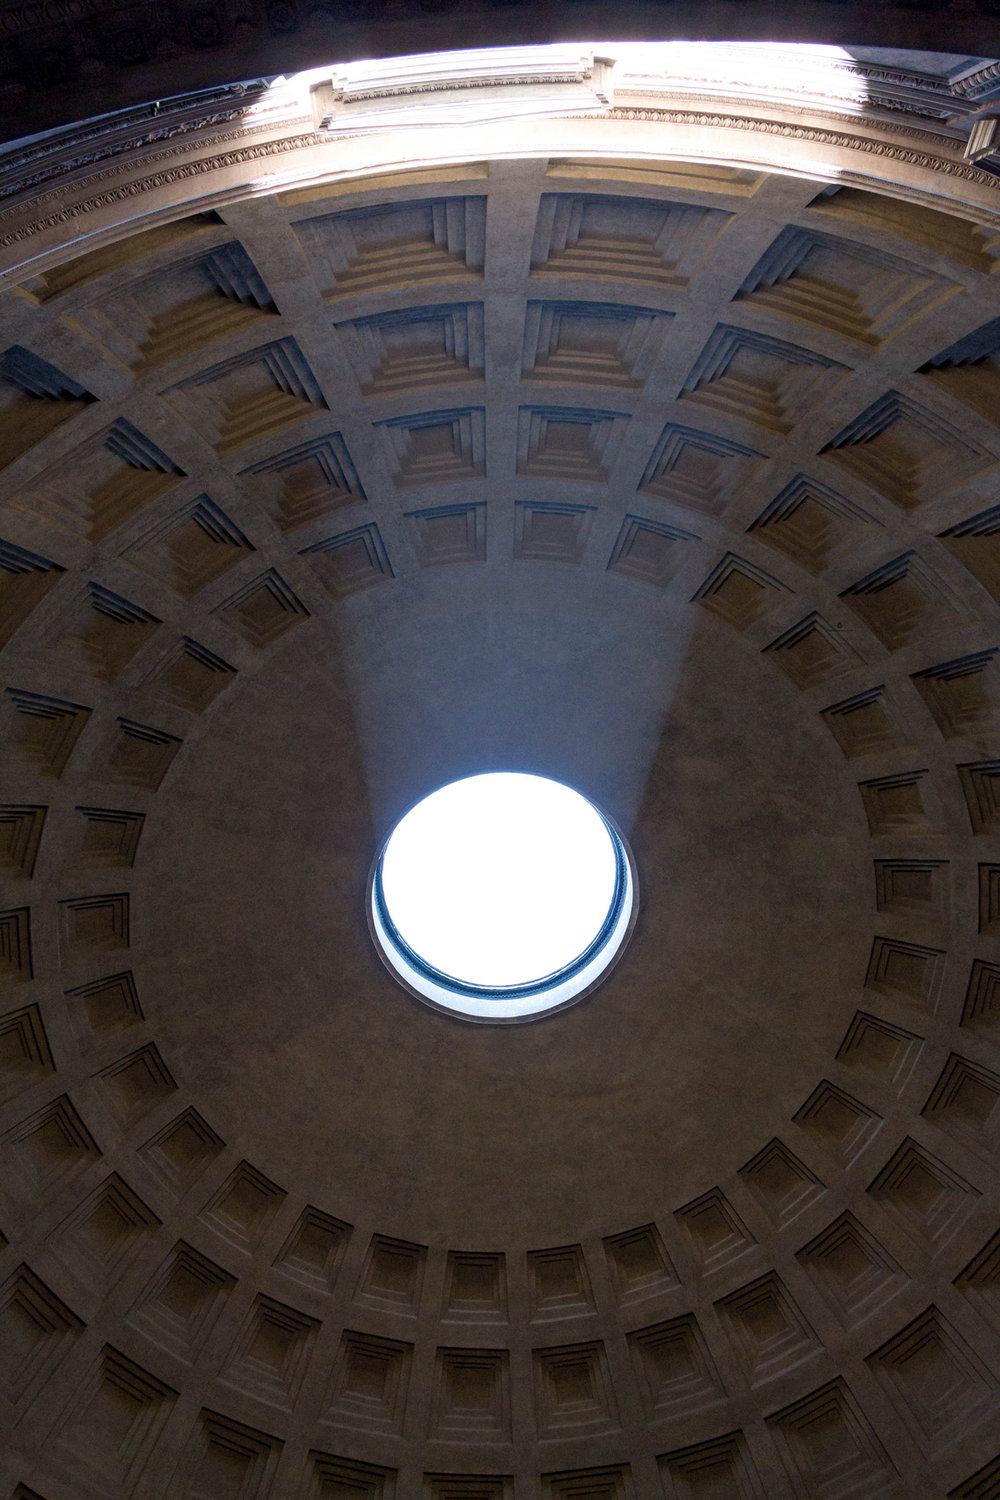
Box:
(4, 0, 1000, 143)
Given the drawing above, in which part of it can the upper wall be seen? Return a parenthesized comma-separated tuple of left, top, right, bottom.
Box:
(4, 0, 1000, 142)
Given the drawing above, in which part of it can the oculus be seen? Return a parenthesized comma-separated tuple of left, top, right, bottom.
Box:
(369, 771, 636, 1021)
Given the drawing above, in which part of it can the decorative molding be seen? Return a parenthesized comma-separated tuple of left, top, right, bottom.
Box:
(3, 102, 1000, 266)
(0, 132, 322, 250)
(570, 107, 1000, 193)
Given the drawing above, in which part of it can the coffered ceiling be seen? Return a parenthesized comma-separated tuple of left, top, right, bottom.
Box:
(3, 43, 1000, 1500)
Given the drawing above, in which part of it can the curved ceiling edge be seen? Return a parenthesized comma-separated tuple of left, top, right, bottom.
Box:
(4, 48, 1000, 286)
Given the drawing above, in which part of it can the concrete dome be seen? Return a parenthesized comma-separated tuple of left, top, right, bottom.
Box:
(2, 38, 1000, 1500)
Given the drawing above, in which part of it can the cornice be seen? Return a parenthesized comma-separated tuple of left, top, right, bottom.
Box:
(0, 118, 319, 229)
(598, 105, 1000, 191)
(0, 131, 320, 247)
(336, 71, 601, 102)
(3, 96, 1000, 263)
(0, 111, 253, 204)
(611, 89, 960, 144)
(952, 57, 1000, 99)
(0, 81, 266, 176)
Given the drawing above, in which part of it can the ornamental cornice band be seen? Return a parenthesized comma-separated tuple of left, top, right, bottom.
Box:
(596, 108, 1000, 194)
(0, 117, 316, 221)
(4, 111, 1000, 261)
(0, 133, 320, 249)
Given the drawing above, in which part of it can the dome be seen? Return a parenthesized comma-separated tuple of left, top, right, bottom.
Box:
(2, 32, 1000, 1500)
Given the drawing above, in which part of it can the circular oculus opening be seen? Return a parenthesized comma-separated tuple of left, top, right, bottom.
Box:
(369, 772, 636, 1021)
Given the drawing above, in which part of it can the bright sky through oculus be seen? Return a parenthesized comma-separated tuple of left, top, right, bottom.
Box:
(379, 772, 619, 987)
